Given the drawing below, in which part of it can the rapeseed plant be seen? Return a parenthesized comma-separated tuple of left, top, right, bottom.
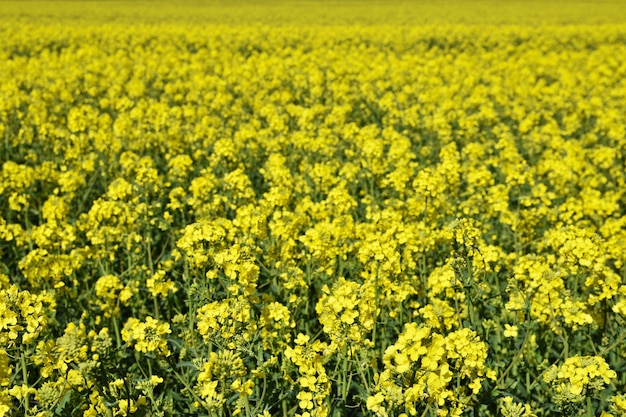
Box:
(1, 2, 625, 416)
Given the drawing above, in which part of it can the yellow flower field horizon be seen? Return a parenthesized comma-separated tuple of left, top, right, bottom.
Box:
(3, 0, 626, 26)
(1, 1, 626, 416)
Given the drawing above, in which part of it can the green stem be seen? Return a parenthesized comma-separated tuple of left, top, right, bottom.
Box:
(153, 295, 160, 321)
(20, 348, 30, 412)
(134, 351, 148, 379)
(250, 373, 267, 416)
(341, 348, 352, 404)
(112, 316, 122, 349)
(354, 351, 371, 393)
(495, 324, 530, 390)
(171, 368, 205, 406)
(600, 326, 626, 356)
(373, 264, 380, 348)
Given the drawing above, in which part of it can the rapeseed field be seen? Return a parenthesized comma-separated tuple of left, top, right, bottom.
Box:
(1, 1, 626, 416)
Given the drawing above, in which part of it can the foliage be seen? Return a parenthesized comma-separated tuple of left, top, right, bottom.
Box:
(1, 2, 626, 416)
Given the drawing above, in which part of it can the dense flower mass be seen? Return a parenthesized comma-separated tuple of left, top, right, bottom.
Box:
(1, 1, 626, 416)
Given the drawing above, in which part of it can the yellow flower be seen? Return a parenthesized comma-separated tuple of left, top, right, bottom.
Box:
(297, 391, 314, 410)
(503, 324, 519, 338)
(121, 316, 171, 356)
(501, 397, 537, 417)
(146, 270, 177, 297)
(545, 356, 616, 409)
(8, 384, 35, 400)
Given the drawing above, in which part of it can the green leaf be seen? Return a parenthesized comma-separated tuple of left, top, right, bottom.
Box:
(55, 390, 72, 415)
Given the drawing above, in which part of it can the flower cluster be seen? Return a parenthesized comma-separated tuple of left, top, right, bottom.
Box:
(195, 350, 254, 414)
(0, 284, 54, 346)
(544, 355, 616, 414)
(0, 2, 625, 416)
(121, 316, 171, 356)
(285, 334, 333, 417)
(316, 277, 376, 354)
(500, 397, 537, 417)
(368, 324, 494, 416)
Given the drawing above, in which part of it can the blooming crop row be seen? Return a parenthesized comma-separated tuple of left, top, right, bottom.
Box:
(1, 2, 626, 416)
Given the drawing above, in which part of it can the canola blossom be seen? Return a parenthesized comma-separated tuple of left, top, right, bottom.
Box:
(1, 1, 626, 416)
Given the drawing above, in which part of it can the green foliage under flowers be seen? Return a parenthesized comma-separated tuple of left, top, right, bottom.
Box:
(1, 2, 626, 417)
